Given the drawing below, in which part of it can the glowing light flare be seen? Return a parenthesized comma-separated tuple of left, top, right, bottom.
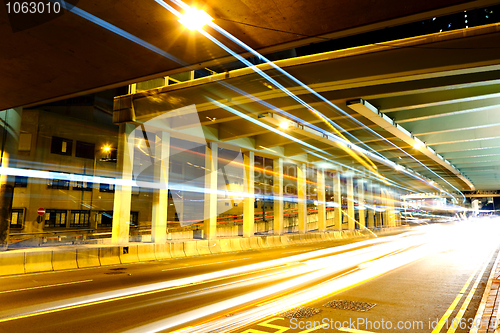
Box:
(102, 145, 111, 152)
(278, 121, 289, 129)
(413, 139, 424, 150)
(178, 8, 213, 31)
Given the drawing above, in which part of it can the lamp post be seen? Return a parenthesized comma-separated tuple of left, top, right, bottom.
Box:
(90, 145, 112, 226)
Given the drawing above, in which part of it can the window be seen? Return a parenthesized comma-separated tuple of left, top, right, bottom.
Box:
(18, 133, 32, 152)
(10, 209, 24, 229)
(47, 172, 70, 190)
(70, 210, 90, 228)
(97, 211, 138, 227)
(99, 177, 115, 192)
(73, 174, 93, 191)
(51, 136, 73, 156)
(97, 211, 113, 227)
(130, 211, 139, 227)
(75, 141, 95, 159)
(14, 176, 28, 187)
(45, 209, 67, 228)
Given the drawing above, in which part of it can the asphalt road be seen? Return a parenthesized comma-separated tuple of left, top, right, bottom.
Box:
(0, 220, 499, 333)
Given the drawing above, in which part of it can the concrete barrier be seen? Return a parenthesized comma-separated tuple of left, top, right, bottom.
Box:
(229, 238, 243, 251)
(266, 236, 276, 247)
(154, 243, 171, 260)
(260, 236, 271, 248)
(99, 246, 121, 266)
(53, 249, 78, 271)
(184, 241, 200, 257)
(119, 244, 139, 264)
(249, 237, 263, 250)
(219, 239, 233, 253)
(289, 234, 302, 244)
(76, 248, 100, 268)
(208, 240, 223, 254)
(280, 235, 292, 246)
(196, 240, 212, 255)
(25, 250, 53, 273)
(240, 237, 252, 251)
(271, 235, 283, 246)
(0, 251, 25, 275)
(137, 244, 156, 262)
(170, 242, 186, 258)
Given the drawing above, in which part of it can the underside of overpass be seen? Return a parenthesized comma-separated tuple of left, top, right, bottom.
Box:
(2, 0, 500, 247)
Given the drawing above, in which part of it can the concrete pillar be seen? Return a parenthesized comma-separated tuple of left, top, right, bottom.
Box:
(273, 157, 284, 235)
(373, 185, 381, 227)
(112, 123, 135, 244)
(381, 187, 389, 227)
(345, 173, 355, 230)
(333, 172, 342, 230)
(0, 107, 22, 250)
(387, 189, 396, 227)
(243, 151, 255, 237)
(204, 142, 218, 239)
(357, 179, 366, 229)
(297, 163, 307, 233)
(317, 168, 327, 232)
(366, 181, 375, 228)
(151, 131, 170, 243)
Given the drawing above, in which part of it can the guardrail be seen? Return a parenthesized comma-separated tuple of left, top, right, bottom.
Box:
(0, 227, 407, 276)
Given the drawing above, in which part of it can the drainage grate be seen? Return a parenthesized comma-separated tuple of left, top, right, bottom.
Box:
(323, 300, 376, 312)
(109, 268, 127, 271)
(277, 306, 322, 319)
(104, 271, 126, 275)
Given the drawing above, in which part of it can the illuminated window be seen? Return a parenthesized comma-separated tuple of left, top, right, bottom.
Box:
(73, 174, 93, 191)
(70, 210, 90, 228)
(51, 136, 73, 156)
(45, 209, 67, 228)
(10, 209, 24, 229)
(47, 172, 70, 190)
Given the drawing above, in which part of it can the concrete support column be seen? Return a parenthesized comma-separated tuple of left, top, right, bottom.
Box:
(204, 142, 218, 240)
(357, 179, 365, 229)
(297, 163, 307, 233)
(0, 107, 22, 250)
(381, 187, 389, 227)
(394, 191, 401, 226)
(333, 172, 342, 230)
(317, 168, 327, 232)
(373, 185, 382, 227)
(243, 151, 255, 237)
(273, 157, 284, 235)
(112, 123, 135, 244)
(345, 173, 355, 230)
(151, 131, 170, 243)
(366, 181, 375, 228)
(387, 189, 396, 227)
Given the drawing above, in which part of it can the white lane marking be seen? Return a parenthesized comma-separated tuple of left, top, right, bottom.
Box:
(0, 279, 93, 294)
(162, 257, 253, 272)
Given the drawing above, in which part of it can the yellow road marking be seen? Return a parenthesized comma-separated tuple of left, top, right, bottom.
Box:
(432, 251, 494, 333)
(258, 317, 290, 332)
(446, 249, 496, 333)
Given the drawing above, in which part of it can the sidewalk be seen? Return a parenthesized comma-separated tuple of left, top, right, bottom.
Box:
(472, 250, 500, 333)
